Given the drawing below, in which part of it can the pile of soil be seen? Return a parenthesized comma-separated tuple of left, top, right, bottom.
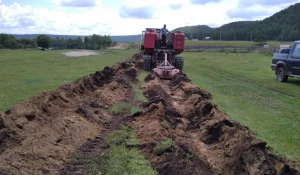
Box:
(0, 53, 299, 175)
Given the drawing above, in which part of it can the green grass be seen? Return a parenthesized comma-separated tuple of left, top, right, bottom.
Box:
(153, 138, 173, 155)
(132, 84, 148, 102)
(68, 125, 157, 175)
(67, 152, 105, 175)
(0, 49, 136, 111)
(137, 70, 150, 84)
(182, 51, 300, 160)
(104, 125, 158, 175)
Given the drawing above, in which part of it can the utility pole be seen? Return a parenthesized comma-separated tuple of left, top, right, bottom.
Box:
(220, 30, 222, 41)
(282, 30, 284, 42)
(251, 31, 253, 41)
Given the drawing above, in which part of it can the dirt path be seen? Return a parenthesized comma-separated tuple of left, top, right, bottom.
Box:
(0, 53, 299, 175)
(62, 50, 99, 57)
(108, 43, 128, 49)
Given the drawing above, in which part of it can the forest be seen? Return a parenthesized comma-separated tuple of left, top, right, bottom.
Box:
(174, 3, 300, 42)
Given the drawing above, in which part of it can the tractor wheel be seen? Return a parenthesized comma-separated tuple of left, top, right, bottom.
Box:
(175, 56, 184, 70)
(276, 67, 288, 82)
(143, 55, 152, 70)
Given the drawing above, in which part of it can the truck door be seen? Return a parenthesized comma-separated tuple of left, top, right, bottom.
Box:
(288, 43, 300, 75)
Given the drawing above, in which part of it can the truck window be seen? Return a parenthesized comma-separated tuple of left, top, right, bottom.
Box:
(294, 44, 300, 54)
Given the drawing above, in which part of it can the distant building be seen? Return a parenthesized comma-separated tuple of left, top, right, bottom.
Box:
(280, 45, 290, 49)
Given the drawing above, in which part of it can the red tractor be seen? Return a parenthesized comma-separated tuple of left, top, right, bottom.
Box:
(140, 28, 185, 78)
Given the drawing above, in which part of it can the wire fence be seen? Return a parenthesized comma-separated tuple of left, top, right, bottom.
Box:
(184, 46, 278, 53)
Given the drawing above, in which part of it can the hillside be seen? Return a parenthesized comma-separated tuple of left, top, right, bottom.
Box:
(173, 2, 300, 41)
(172, 25, 213, 33)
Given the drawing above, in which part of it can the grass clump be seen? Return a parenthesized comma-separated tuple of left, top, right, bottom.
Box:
(153, 138, 173, 155)
(68, 153, 104, 175)
(104, 125, 157, 175)
(132, 84, 148, 103)
(108, 83, 147, 116)
(137, 70, 150, 84)
(105, 145, 157, 175)
(109, 101, 131, 114)
(108, 101, 141, 116)
(160, 120, 170, 129)
(105, 125, 139, 146)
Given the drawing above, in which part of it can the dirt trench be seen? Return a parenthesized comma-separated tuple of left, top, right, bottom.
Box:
(0, 53, 299, 175)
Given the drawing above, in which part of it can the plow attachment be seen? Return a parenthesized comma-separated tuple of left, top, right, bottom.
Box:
(153, 53, 180, 79)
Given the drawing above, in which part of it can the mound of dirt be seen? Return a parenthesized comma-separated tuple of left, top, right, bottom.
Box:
(0, 53, 299, 175)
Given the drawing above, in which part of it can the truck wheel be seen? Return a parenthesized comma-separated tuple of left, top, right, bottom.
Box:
(276, 67, 288, 82)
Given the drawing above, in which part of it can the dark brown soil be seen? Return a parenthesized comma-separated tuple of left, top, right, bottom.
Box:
(0, 53, 299, 175)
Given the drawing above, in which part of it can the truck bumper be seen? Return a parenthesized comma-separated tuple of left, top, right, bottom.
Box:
(271, 64, 276, 71)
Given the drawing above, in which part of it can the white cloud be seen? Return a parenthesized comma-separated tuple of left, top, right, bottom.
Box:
(190, 0, 221, 5)
(169, 4, 182, 10)
(119, 5, 155, 19)
(239, 0, 298, 7)
(60, 0, 97, 7)
(228, 0, 300, 20)
(227, 5, 274, 19)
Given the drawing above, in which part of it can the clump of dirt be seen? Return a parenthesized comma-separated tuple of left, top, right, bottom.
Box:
(0, 52, 299, 175)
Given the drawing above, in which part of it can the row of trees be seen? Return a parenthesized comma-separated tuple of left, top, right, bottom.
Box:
(0, 34, 37, 49)
(0, 33, 113, 50)
(51, 34, 113, 50)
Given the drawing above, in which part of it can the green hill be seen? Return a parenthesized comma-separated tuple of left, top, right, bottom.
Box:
(173, 2, 300, 41)
(172, 25, 213, 33)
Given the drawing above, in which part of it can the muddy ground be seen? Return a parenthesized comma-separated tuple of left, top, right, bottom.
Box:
(0, 53, 299, 175)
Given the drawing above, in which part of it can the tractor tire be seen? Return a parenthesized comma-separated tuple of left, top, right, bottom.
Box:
(276, 67, 288, 82)
(175, 56, 184, 71)
(143, 55, 152, 70)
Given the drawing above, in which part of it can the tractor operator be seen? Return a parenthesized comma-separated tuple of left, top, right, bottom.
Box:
(161, 24, 169, 46)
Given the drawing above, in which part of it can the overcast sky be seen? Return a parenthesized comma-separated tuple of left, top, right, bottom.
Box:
(0, 0, 299, 35)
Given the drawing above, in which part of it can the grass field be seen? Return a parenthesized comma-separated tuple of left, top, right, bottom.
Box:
(182, 51, 300, 160)
(0, 49, 136, 111)
(1, 43, 300, 161)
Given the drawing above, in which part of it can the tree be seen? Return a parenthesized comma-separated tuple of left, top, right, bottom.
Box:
(254, 34, 267, 45)
(36, 34, 51, 50)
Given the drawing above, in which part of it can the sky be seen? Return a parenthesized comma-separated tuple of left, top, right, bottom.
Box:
(0, 0, 299, 36)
